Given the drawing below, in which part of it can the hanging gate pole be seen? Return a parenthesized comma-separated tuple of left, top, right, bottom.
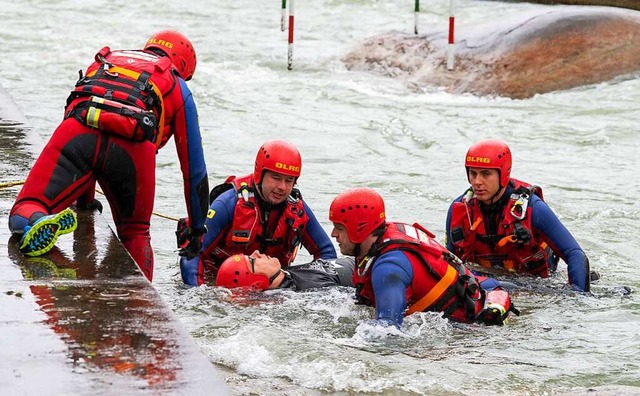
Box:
(287, 0, 295, 70)
(414, 0, 420, 34)
(281, 0, 287, 31)
(447, 0, 456, 70)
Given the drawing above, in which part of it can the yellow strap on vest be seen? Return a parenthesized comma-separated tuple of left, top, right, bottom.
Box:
(87, 66, 166, 149)
(406, 264, 458, 315)
(86, 97, 103, 128)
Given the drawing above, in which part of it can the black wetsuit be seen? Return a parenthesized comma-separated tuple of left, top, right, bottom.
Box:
(278, 257, 355, 291)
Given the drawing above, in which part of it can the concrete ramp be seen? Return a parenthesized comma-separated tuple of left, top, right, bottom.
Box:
(343, 6, 640, 99)
(0, 85, 228, 393)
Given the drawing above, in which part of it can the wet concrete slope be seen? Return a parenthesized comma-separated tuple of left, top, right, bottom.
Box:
(0, 85, 228, 394)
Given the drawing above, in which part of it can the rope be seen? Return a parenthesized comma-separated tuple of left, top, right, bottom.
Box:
(0, 180, 26, 188)
(0, 179, 180, 222)
(94, 189, 180, 222)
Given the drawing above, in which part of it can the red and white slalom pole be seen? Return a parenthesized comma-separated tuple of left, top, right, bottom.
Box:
(287, 0, 295, 70)
(447, 0, 456, 70)
(281, 0, 287, 31)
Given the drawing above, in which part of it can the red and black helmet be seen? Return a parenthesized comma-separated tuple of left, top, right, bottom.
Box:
(253, 140, 302, 184)
(215, 254, 269, 290)
(329, 188, 386, 244)
(465, 139, 512, 188)
(145, 30, 197, 81)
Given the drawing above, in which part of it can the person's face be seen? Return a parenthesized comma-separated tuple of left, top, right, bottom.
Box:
(259, 171, 295, 205)
(248, 251, 281, 275)
(331, 223, 357, 256)
(468, 167, 501, 204)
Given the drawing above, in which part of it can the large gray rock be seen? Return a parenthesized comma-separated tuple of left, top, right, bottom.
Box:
(343, 7, 640, 99)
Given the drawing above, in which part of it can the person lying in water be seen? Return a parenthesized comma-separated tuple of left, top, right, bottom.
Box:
(215, 252, 355, 291)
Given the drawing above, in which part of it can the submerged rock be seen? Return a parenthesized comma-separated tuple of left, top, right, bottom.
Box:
(343, 7, 640, 99)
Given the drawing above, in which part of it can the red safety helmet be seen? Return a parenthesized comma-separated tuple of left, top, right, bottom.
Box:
(329, 188, 386, 244)
(465, 139, 512, 188)
(215, 254, 269, 290)
(253, 140, 302, 184)
(144, 30, 197, 81)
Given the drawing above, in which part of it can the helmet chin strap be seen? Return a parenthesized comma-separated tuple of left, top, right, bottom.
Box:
(353, 243, 361, 259)
(487, 186, 505, 205)
(490, 170, 508, 205)
(255, 182, 265, 200)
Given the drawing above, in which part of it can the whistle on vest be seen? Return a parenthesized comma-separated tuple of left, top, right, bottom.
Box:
(462, 188, 474, 203)
(239, 183, 250, 202)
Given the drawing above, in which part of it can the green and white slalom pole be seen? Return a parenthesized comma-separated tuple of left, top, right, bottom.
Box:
(414, 0, 420, 35)
(281, 0, 287, 31)
(287, 0, 295, 70)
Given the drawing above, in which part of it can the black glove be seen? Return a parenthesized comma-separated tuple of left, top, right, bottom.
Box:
(177, 225, 206, 260)
(76, 198, 103, 213)
(176, 218, 190, 248)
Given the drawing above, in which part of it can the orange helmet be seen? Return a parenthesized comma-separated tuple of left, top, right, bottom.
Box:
(253, 140, 302, 184)
(465, 139, 512, 188)
(145, 30, 197, 81)
(215, 254, 269, 290)
(329, 188, 386, 244)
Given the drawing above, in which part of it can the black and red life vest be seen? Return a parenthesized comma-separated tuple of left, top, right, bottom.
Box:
(448, 178, 551, 277)
(208, 174, 309, 267)
(65, 47, 179, 149)
(354, 222, 485, 323)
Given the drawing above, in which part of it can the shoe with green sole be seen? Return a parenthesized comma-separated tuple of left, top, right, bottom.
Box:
(19, 208, 77, 256)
